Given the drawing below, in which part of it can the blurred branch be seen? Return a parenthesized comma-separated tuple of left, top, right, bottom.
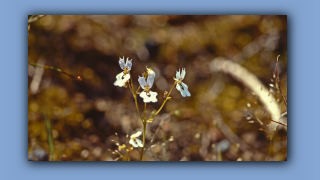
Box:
(233, 28, 280, 64)
(29, 59, 45, 94)
(275, 55, 287, 107)
(212, 110, 265, 156)
(144, 111, 174, 158)
(28, 60, 82, 81)
(210, 58, 283, 133)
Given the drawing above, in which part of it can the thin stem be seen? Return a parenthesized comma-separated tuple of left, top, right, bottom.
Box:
(263, 109, 287, 127)
(275, 55, 287, 107)
(28, 61, 82, 81)
(144, 103, 146, 120)
(136, 86, 141, 94)
(127, 82, 134, 94)
(150, 81, 177, 120)
(130, 75, 135, 92)
(129, 75, 142, 120)
(140, 122, 146, 161)
(128, 146, 131, 161)
(144, 112, 174, 156)
(134, 94, 141, 120)
(140, 103, 147, 161)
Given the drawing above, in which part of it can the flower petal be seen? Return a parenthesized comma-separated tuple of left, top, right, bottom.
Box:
(136, 139, 143, 147)
(181, 68, 186, 80)
(181, 82, 191, 96)
(175, 69, 181, 79)
(119, 56, 125, 69)
(125, 57, 132, 70)
(148, 69, 156, 78)
(146, 76, 154, 88)
(114, 72, 125, 87)
(129, 139, 138, 147)
(138, 76, 147, 88)
(114, 72, 130, 87)
(122, 73, 130, 82)
(140, 91, 158, 103)
(131, 131, 142, 138)
(176, 82, 191, 97)
(114, 79, 125, 87)
(115, 72, 124, 80)
(140, 91, 148, 99)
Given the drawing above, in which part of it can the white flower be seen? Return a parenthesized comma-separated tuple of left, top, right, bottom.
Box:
(174, 68, 191, 97)
(114, 57, 132, 87)
(138, 76, 158, 103)
(146, 67, 155, 78)
(129, 131, 143, 148)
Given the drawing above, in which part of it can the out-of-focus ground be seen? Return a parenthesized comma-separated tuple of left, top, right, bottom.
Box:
(28, 15, 287, 161)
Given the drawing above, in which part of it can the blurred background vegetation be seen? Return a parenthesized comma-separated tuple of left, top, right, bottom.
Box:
(28, 15, 287, 161)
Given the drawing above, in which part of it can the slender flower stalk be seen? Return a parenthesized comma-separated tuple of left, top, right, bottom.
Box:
(28, 60, 82, 81)
(140, 121, 147, 161)
(114, 57, 190, 161)
(140, 102, 147, 161)
(148, 81, 177, 122)
(128, 146, 131, 161)
(128, 75, 142, 120)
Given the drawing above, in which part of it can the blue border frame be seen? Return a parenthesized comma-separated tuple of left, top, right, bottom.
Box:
(1, 0, 319, 179)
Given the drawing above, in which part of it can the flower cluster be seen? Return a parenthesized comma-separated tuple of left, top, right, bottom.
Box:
(114, 57, 191, 103)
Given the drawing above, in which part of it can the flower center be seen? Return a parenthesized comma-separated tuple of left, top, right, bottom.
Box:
(132, 137, 136, 141)
(144, 85, 150, 93)
(123, 68, 129, 75)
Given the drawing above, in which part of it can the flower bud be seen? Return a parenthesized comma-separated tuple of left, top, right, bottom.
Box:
(163, 91, 168, 99)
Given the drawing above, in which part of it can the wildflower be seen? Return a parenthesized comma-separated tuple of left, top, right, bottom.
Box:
(174, 68, 191, 97)
(146, 67, 155, 78)
(138, 76, 158, 103)
(129, 131, 143, 148)
(114, 57, 132, 87)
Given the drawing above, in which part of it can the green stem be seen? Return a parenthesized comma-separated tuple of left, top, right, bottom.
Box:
(134, 94, 141, 120)
(140, 103, 147, 161)
(140, 122, 146, 161)
(128, 145, 131, 161)
(144, 103, 146, 120)
(129, 75, 142, 121)
(136, 86, 141, 94)
(28, 60, 82, 81)
(148, 81, 177, 121)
